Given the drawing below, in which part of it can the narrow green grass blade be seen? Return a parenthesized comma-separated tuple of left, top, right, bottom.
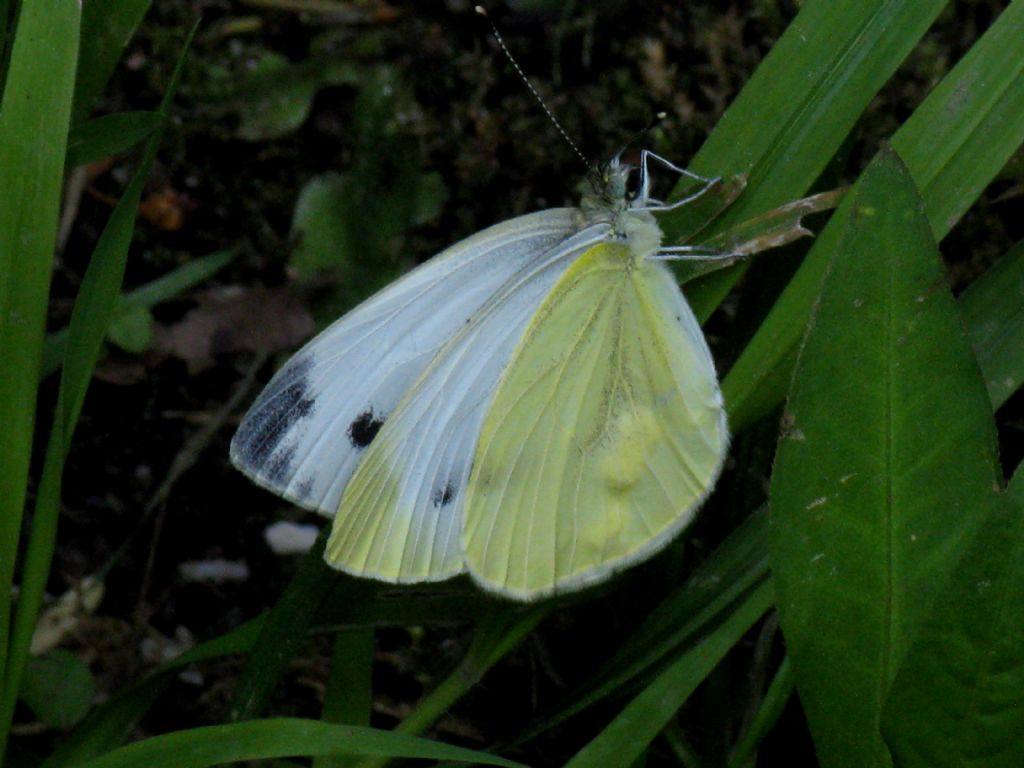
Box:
(880, 467, 1024, 766)
(358, 607, 548, 768)
(723, 0, 1024, 432)
(0, 23, 193, 753)
(675, 0, 948, 318)
(41, 248, 237, 378)
(227, 529, 337, 721)
(769, 148, 1002, 768)
(71, 718, 526, 768)
(395, 607, 546, 736)
(563, 581, 774, 768)
(73, 0, 151, 121)
(891, 1, 1024, 235)
(66, 111, 162, 168)
(727, 656, 794, 768)
(43, 616, 266, 767)
(0, 0, 80, 754)
(959, 239, 1024, 410)
(315, 629, 374, 768)
(529, 509, 770, 739)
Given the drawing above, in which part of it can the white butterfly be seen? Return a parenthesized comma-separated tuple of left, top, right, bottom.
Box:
(231, 150, 729, 600)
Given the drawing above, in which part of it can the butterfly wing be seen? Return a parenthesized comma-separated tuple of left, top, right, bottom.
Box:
(463, 242, 728, 600)
(230, 209, 578, 515)
(324, 225, 611, 582)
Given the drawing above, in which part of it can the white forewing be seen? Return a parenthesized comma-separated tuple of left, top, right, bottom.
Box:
(324, 224, 612, 581)
(230, 208, 580, 514)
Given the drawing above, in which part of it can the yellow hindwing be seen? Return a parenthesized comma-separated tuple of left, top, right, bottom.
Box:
(462, 242, 727, 599)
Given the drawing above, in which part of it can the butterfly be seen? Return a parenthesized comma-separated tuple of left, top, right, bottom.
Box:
(231, 149, 729, 601)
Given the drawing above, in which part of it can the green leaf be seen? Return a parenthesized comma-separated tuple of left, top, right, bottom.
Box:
(880, 473, 1024, 766)
(66, 111, 162, 168)
(20, 651, 95, 730)
(289, 173, 358, 277)
(227, 529, 337, 722)
(721, 0, 1024, 433)
(74, 0, 151, 121)
(106, 302, 153, 353)
(0, 22, 196, 759)
(959, 240, 1024, 410)
(727, 656, 795, 768)
(41, 249, 237, 377)
(315, 629, 374, 768)
(236, 53, 321, 141)
(530, 509, 771, 738)
(563, 580, 773, 768)
(44, 617, 266, 767)
(890, 1, 1024, 235)
(679, 0, 949, 319)
(0, 0, 81, 753)
(769, 147, 1002, 768)
(72, 718, 526, 768)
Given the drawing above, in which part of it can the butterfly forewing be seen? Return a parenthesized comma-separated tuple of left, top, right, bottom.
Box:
(463, 242, 728, 600)
(324, 225, 612, 582)
(230, 209, 578, 515)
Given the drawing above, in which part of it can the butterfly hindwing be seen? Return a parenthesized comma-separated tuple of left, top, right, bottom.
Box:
(462, 242, 728, 599)
(230, 209, 578, 515)
(324, 225, 612, 582)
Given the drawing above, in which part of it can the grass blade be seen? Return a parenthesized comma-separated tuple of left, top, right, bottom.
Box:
(71, 718, 526, 768)
(65, 111, 162, 168)
(227, 528, 338, 721)
(675, 0, 948, 319)
(959, 239, 1024, 410)
(41, 248, 237, 378)
(0, 21, 195, 754)
(563, 581, 774, 768)
(73, 0, 152, 121)
(0, 0, 81, 755)
(723, 0, 1024, 432)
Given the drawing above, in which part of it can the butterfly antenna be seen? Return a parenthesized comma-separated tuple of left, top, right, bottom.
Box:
(475, 5, 589, 168)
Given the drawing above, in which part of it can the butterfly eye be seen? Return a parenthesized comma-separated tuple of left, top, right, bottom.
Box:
(625, 167, 644, 200)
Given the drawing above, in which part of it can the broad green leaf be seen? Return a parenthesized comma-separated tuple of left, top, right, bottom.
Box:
(20, 651, 95, 730)
(959, 240, 1024, 410)
(72, 718, 526, 768)
(723, 0, 1024, 432)
(564, 580, 773, 768)
(233, 52, 360, 141)
(0, 0, 81, 752)
(66, 111, 162, 168)
(769, 148, 1002, 768)
(880, 472, 1024, 766)
(289, 173, 358, 277)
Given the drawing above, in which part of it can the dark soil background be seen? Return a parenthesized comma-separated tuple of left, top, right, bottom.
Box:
(30, 0, 1021, 764)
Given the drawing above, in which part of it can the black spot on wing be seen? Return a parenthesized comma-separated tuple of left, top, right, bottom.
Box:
(233, 356, 317, 474)
(264, 444, 297, 486)
(347, 408, 385, 448)
(432, 481, 457, 508)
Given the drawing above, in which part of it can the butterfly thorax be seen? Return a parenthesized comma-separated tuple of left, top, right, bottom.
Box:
(578, 158, 663, 263)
